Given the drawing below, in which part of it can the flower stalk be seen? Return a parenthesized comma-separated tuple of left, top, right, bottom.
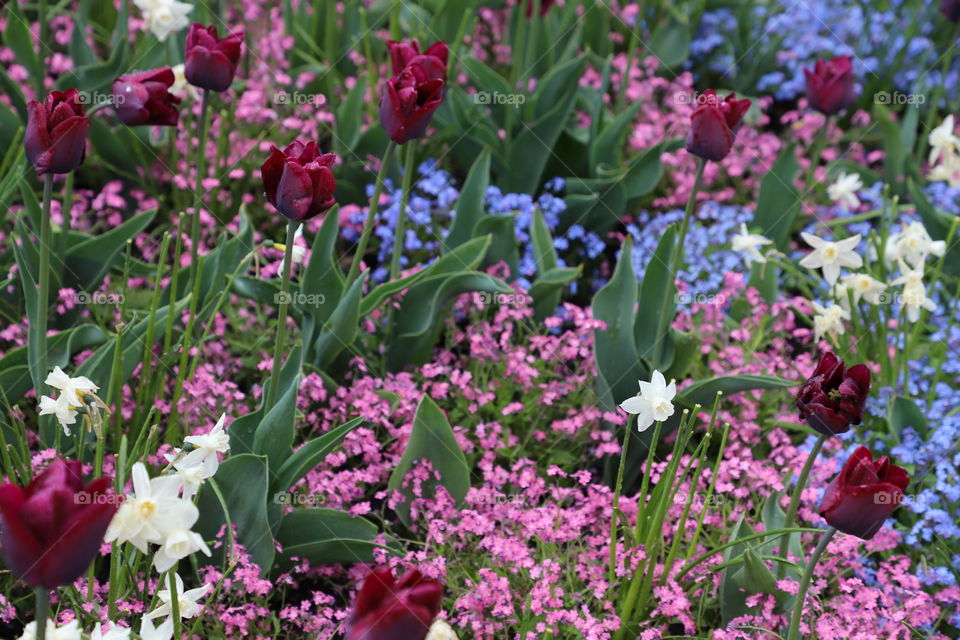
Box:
(777, 432, 828, 576)
(786, 526, 837, 640)
(265, 218, 298, 410)
(346, 141, 396, 285)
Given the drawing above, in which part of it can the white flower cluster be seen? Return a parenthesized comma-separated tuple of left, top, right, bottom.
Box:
(799, 218, 946, 342)
(38, 367, 103, 436)
(134, 0, 192, 41)
(106, 415, 229, 573)
(927, 115, 960, 188)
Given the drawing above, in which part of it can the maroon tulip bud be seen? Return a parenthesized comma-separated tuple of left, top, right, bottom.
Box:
(0, 458, 119, 588)
(684, 89, 751, 162)
(818, 446, 909, 540)
(346, 568, 443, 640)
(387, 40, 448, 80)
(803, 56, 857, 116)
(943, 0, 960, 22)
(24, 89, 91, 176)
(112, 68, 181, 127)
(796, 351, 870, 437)
(184, 23, 244, 92)
(261, 140, 337, 221)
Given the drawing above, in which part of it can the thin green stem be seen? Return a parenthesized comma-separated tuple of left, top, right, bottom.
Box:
(37, 174, 53, 404)
(608, 415, 635, 585)
(390, 143, 417, 280)
(168, 569, 182, 640)
(777, 433, 828, 577)
(34, 587, 50, 640)
(190, 90, 211, 272)
(786, 527, 837, 640)
(346, 141, 396, 285)
(265, 218, 298, 410)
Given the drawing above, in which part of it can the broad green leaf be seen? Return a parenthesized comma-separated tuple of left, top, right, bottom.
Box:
(312, 274, 365, 370)
(388, 395, 470, 525)
(445, 149, 491, 250)
(622, 139, 684, 202)
(476, 215, 519, 277)
(891, 395, 928, 438)
(253, 345, 303, 472)
(634, 224, 677, 369)
(65, 209, 157, 292)
(196, 454, 275, 573)
(677, 374, 796, 409)
(649, 17, 691, 69)
(592, 238, 644, 411)
(273, 417, 363, 492)
(751, 143, 801, 250)
(300, 207, 345, 324)
(277, 508, 384, 567)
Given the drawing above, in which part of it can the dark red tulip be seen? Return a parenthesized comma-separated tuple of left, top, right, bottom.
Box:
(684, 89, 751, 162)
(346, 568, 443, 640)
(943, 0, 960, 22)
(112, 68, 181, 127)
(184, 23, 244, 92)
(379, 40, 447, 145)
(818, 446, 909, 540)
(0, 458, 119, 588)
(261, 140, 337, 221)
(804, 56, 856, 116)
(796, 351, 871, 437)
(387, 40, 448, 81)
(24, 89, 91, 175)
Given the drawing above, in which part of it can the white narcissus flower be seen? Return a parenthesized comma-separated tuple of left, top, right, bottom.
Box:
(134, 0, 192, 42)
(891, 261, 938, 322)
(731, 223, 773, 265)
(927, 149, 960, 188)
(105, 463, 197, 553)
(139, 616, 174, 640)
(45, 366, 98, 406)
(153, 527, 211, 573)
(928, 115, 960, 165)
(798, 233, 863, 285)
(169, 64, 199, 100)
(277, 224, 307, 273)
(182, 414, 230, 478)
(894, 221, 946, 268)
(827, 172, 863, 210)
(426, 619, 459, 640)
(146, 573, 212, 620)
(90, 622, 131, 640)
(619, 370, 676, 432)
(812, 301, 849, 342)
(840, 273, 887, 305)
(171, 458, 206, 500)
(18, 619, 81, 640)
(38, 395, 78, 435)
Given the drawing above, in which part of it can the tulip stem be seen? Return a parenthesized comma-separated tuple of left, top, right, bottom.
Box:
(777, 433, 827, 578)
(346, 141, 395, 286)
(389, 143, 417, 281)
(265, 218, 298, 411)
(803, 117, 830, 194)
(189, 90, 211, 278)
(34, 587, 50, 640)
(786, 526, 837, 640)
(608, 414, 635, 586)
(37, 174, 53, 420)
(656, 158, 704, 365)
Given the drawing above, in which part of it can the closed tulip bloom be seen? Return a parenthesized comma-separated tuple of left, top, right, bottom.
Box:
(684, 89, 751, 162)
(184, 23, 244, 92)
(804, 56, 857, 116)
(796, 351, 870, 436)
(261, 140, 337, 221)
(0, 458, 119, 588)
(112, 68, 181, 127)
(819, 446, 909, 540)
(346, 568, 443, 640)
(380, 40, 447, 144)
(25, 89, 91, 175)
(387, 40, 448, 80)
